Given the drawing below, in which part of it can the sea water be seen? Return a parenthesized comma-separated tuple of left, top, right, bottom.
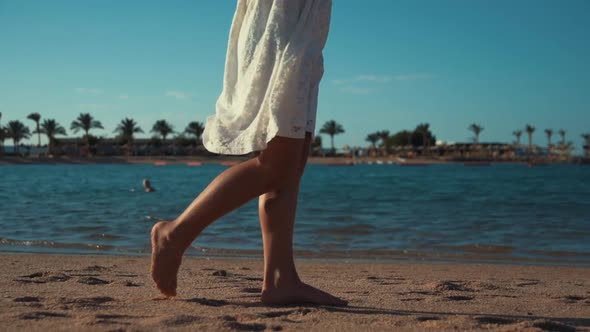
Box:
(1, 163, 589, 265)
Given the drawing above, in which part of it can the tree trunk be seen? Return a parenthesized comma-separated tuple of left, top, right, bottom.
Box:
(128, 139, 134, 156)
(330, 135, 334, 155)
(36, 123, 41, 147)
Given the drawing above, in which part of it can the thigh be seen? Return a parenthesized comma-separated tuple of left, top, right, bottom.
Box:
(257, 135, 305, 177)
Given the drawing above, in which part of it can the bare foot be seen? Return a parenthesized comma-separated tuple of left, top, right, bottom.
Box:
(150, 221, 184, 297)
(261, 281, 348, 306)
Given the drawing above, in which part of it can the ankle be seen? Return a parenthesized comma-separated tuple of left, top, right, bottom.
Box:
(169, 219, 204, 250)
(157, 221, 190, 252)
(263, 268, 301, 290)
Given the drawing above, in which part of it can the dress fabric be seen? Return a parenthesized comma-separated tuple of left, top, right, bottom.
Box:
(202, 0, 332, 155)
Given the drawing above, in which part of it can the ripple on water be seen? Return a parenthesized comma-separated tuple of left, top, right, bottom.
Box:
(0, 163, 589, 264)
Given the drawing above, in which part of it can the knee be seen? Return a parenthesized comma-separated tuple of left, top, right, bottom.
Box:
(256, 155, 301, 191)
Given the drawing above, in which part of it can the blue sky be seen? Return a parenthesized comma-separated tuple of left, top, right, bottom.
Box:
(1, 0, 589, 152)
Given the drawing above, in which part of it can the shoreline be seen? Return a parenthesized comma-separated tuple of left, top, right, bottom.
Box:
(2, 254, 589, 331)
(2, 247, 589, 268)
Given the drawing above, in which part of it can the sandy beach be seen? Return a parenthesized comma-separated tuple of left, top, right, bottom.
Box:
(1, 254, 588, 331)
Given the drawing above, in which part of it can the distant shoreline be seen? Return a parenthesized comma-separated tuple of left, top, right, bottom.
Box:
(0, 155, 585, 166)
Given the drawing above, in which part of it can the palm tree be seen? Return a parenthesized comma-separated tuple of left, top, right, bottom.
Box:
(27, 113, 42, 147)
(558, 129, 566, 146)
(582, 134, 590, 157)
(513, 130, 522, 146)
(151, 120, 174, 143)
(468, 124, 484, 144)
(7, 120, 31, 153)
(311, 135, 322, 155)
(40, 119, 67, 155)
(184, 121, 205, 146)
(544, 129, 553, 154)
(114, 118, 144, 152)
(377, 130, 390, 156)
(365, 132, 379, 155)
(415, 123, 431, 155)
(70, 113, 104, 149)
(525, 124, 535, 153)
(319, 120, 345, 155)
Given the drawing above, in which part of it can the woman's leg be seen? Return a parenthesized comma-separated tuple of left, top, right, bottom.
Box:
(258, 132, 347, 306)
(151, 135, 306, 297)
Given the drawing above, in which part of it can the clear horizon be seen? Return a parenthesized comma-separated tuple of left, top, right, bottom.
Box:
(1, 0, 589, 152)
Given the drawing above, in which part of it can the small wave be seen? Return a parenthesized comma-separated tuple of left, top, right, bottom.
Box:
(0, 237, 114, 251)
(455, 244, 517, 254)
(65, 226, 109, 232)
(85, 233, 125, 241)
(525, 249, 590, 258)
(315, 224, 376, 236)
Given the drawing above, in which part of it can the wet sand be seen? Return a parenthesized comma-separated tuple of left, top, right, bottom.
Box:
(1, 254, 589, 331)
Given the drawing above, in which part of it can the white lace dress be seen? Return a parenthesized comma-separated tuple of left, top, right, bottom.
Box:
(202, 0, 332, 155)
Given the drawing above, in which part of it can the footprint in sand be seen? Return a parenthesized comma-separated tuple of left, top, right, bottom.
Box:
(516, 279, 540, 287)
(445, 295, 474, 301)
(474, 316, 515, 325)
(212, 270, 228, 277)
(428, 281, 473, 292)
(228, 322, 267, 332)
(222, 316, 266, 332)
(185, 297, 228, 307)
(123, 281, 142, 287)
(19, 311, 68, 320)
(15, 272, 71, 284)
(77, 276, 110, 285)
(94, 314, 145, 326)
(243, 277, 263, 282)
(14, 296, 41, 303)
(13, 296, 43, 308)
(161, 315, 202, 326)
(60, 296, 114, 309)
(400, 298, 425, 302)
(84, 265, 110, 272)
(406, 290, 438, 296)
(241, 287, 261, 294)
(115, 273, 138, 277)
(560, 295, 587, 304)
